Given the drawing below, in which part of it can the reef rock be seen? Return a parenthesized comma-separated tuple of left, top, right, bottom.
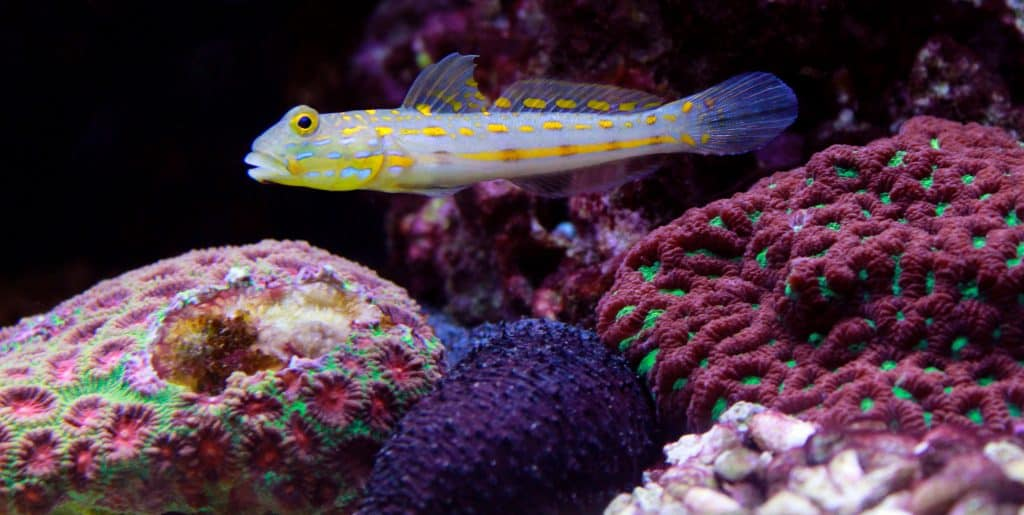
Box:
(598, 116, 1024, 437)
(606, 402, 1024, 515)
(0, 240, 443, 514)
(358, 319, 658, 514)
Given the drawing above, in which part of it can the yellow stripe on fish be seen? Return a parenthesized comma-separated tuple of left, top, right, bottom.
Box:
(245, 53, 798, 197)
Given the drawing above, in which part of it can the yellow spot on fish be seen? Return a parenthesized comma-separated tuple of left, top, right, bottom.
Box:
(423, 126, 447, 137)
(495, 97, 512, 109)
(619, 102, 636, 111)
(391, 110, 401, 115)
(376, 127, 394, 137)
(474, 92, 487, 101)
(587, 100, 611, 111)
(459, 127, 475, 136)
(682, 101, 693, 113)
(645, 115, 657, 125)
(542, 121, 564, 130)
(416, 104, 432, 116)
(598, 120, 613, 129)
(458, 135, 677, 161)
(342, 126, 364, 136)
(451, 101, 463, 111)
(681, 132, 696, 146)
(624, 121, 633, 128)
(465, 78, 478, 87)
(400, 128, 420, 135)
(643, 102, 661, 109)
(385, 154, 415, 169)
(664, 114, 677, 122)
(523, 98, 548, 109)
(366, 109, 376, 115)
(487, 123, 509, 133)
(701, 133, 711, 144)
(343, 115, 353, 121)
(704, 98, 715, 108)
(468, 102, 481, 109)
(574, 124, 592, 130)
(519, 125, 534, 133)
(556, 99, 577, 109)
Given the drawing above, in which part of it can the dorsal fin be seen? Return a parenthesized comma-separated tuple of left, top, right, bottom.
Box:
(491, 79, 664, 114)
(509, 155, 665, 197)
(401, 53, 488, 114)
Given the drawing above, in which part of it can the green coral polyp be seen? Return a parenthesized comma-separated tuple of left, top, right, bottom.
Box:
(887, 150, 908, 167)
(638, 261, 660, 281)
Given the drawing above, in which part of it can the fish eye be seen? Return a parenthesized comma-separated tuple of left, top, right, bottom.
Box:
(289, 109, 319, 136)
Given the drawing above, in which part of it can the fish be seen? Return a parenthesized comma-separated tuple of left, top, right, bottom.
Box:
(245, 53, 798, 197)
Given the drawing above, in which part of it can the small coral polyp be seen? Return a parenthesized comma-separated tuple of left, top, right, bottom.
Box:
(0, 240, 444, 514)
(153, 280, 378, 394)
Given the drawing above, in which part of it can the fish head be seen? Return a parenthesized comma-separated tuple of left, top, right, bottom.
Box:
(245, 105, 381, 191)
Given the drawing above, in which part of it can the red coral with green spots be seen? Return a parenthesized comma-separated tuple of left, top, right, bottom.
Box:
(0, 240, 444, 514)
(598, 116, 1024, 438)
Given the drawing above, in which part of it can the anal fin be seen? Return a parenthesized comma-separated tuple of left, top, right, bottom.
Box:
(510, 155, 666, 198)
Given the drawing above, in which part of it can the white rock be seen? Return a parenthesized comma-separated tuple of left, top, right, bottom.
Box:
(748, 410, 817, 453)
(756, 490, 821, 515)
(682, 487, 747, 514)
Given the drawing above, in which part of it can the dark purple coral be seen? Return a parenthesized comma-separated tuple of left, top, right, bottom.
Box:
(357, 319, 658, 515)
(598, 116, 1024, 438)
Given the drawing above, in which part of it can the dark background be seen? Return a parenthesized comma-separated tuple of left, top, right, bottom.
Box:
(1, 1, 383, 324)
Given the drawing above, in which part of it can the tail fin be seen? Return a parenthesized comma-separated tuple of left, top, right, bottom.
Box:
(666, 72, 797, 155)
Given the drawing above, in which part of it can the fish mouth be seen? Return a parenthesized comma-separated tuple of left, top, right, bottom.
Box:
(245, 151, 290, 182)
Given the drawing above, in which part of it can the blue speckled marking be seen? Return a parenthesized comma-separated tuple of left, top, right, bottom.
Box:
(327, 152, 342, 159)
(313, 138, 331, 146)
(354, 150, 374, 159)
(296, 151, 314, 160)
(388, 166, 404, 175)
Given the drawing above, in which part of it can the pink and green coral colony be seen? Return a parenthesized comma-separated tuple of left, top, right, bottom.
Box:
(599, 117, 1024, 436)
(0, 240, 443, 514)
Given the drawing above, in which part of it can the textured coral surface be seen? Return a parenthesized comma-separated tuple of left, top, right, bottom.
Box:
(607, 402, 1024, 515)
(598, 117, 1024, 438)
(358, 319, 657, 514)
(0, 240, 443, 514)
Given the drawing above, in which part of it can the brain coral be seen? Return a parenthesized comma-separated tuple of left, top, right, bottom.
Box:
(598, 116, 1024, 438)
(0, 240, 443, 514)
(357, 319, 657, 515)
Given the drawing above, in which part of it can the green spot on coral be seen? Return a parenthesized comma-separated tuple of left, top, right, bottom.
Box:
(977, 376, 994, 387)
(834, 165, 858, 178)
(888, 150, 907, 167)
(881, 360, 897, 371)
(748, 210, 762, 223)
(827, 222, 841, 231)
(637, 349, 658, 376)
(862, 209, 871, 219)
(1008, 210, 1021, 227)
(893, 386, 913, 400)
(1009, 402, 1022, 418)
(742, 376, 761, 386)
(920, 175, 933, 189)
(892, 254, 903, 296)
(808, 333, 823, 348)
(709, 215, 725, 228)
(930, 138, 940, 150)
(936, 202, 949, 216)
(973, 236, 986, 249)
(896, 311, 905, 321)
(699, 358, 709, 368)
(659, 289, 686, 296)
(711, 397, 729, 421)
(944, 386, 954, 394)
(880, 192, 891, 204)
(967, 408, 984, 425)
(639, 261, 660, 281)
(615, 305, 636, 321)
(962, 174, 974, 185)
(805, 178, 814, 186)
(980, 193, 992, 201)
(923, 412, 933, 427)
(672, 378, 688, 391)
(858, 269, 868, 281)
(960, 282, 979, 300)
(1008, 242, 1024, 267)
(817, 276, 835, 299)
(848, 342, 866, 354)
(926, 271, 935, 294)
(618, 335, 638, 352)
(769, 183, 777, 189)
(860, 397, 875, 412)
(952, 335, 968, 354)
(924, 366, 941, 373)
(786, 360, 797, 368)
(642, 309, 664, 330)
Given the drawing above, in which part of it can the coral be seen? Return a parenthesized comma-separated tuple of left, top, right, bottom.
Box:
(357, 319, 657, 514)
(598, 116, 1024, 438)
(0, 240, 443, 514)
(350, 0, 1024, 326)
(606, 402, 1024, 515)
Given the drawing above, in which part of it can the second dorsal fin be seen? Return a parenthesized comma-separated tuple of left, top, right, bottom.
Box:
(491, 79, 665, 114)
(401, 53, 488, 114)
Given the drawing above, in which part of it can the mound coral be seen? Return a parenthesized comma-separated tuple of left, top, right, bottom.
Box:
(0, 240, 443, 514)
(598, 116, 1024, 437)
(357, 319, 657, 514)
(607, 402, 1024, 514)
